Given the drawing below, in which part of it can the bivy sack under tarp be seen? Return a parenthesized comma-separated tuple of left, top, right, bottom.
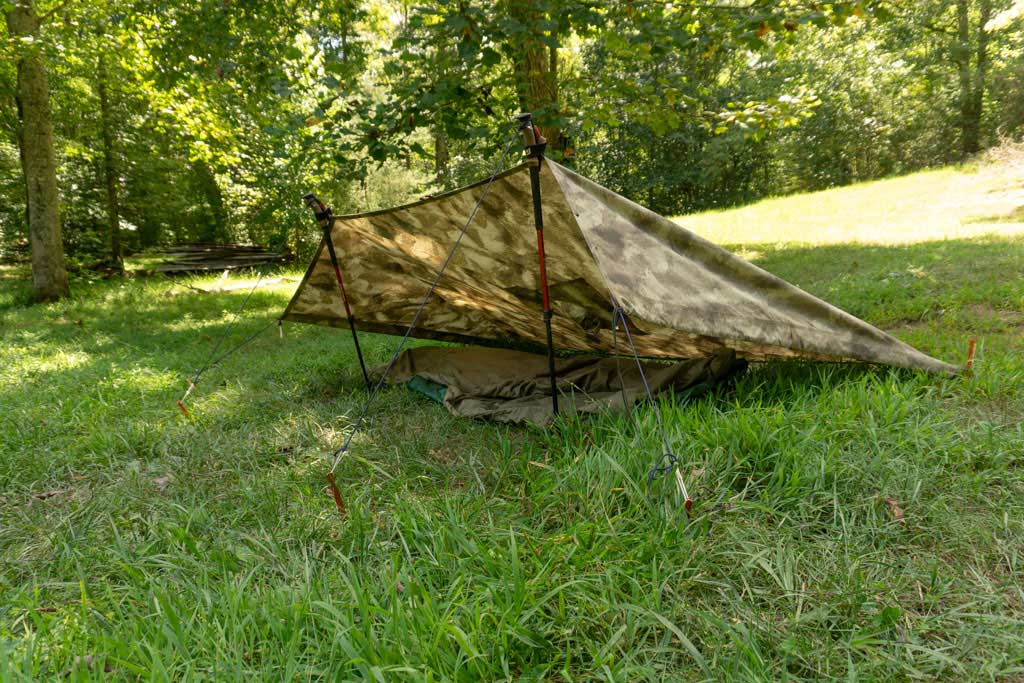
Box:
(282, 158, 956, 382)
(376, 345, 747, 424)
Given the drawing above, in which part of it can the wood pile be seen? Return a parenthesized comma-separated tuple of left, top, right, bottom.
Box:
(0, 240, 30, 264)
(151, 244, 291, 273)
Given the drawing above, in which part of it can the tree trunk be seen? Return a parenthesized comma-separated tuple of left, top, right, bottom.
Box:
(97, 51, 123, 270)
(956, 0, 988, 158)
(971, 0, 992, 151)
(508, 0, 564, 152)
(434, 128, 450, 186)
(192, 161, 228, 242)
(956, 0, 974, 158)
(6, 0, 69, 301)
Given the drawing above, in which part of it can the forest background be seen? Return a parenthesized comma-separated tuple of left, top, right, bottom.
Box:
(3, 0, 1024, 301)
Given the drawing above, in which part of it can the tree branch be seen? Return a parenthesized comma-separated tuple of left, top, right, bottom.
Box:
(39, 0, 70, 24)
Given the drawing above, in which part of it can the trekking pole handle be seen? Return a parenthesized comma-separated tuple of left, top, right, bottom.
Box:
(302, 193, 333, 231)
(514, 112, 546, 149)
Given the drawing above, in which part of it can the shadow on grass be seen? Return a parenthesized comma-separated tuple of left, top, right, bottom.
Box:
(0, 269, 546, 499)
(728, 235, 1024, 354)
(0, 263, 32, 309)
(963, 204, 1024, 224)
(2, 235, 1022, 490)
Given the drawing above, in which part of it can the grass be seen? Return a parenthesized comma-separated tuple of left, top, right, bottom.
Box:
(674, 160, 1024, 245)
(1, 158, 1023, 681)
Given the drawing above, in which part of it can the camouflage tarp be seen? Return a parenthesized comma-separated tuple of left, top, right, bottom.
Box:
(282, 159, 957, 374)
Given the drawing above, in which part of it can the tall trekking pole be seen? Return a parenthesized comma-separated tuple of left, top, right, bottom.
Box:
(303, 193, 372, 392)
(515, 112, 559, 416)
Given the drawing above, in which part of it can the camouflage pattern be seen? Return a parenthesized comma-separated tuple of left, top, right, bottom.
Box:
(282, 159, 957, 374)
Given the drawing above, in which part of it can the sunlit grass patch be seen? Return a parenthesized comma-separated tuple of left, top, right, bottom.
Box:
(675, 161, 1024, 246)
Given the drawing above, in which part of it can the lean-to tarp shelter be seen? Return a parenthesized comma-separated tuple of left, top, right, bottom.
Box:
(282, 159, 957, 382)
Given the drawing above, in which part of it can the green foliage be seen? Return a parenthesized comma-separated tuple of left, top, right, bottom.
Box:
(2, 0, 1023, 261)
(573, 1, 1024, 213)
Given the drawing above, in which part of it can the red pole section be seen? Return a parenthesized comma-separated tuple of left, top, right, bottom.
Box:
(331, 262, 354, 319)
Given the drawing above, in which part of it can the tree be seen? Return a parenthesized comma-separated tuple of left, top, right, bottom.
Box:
(95, 50, 122, 269)
(956, 0, 992, 157)
(893, 0, 1015, 160)
(506, 0, 564, 151)
(4, 0, 69, 301)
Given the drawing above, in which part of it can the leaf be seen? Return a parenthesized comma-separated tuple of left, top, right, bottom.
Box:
(538, 34, 559, 49)
(645, 609, 708, 671)
(480, 47, 501, 67)
(883, 497, 904, 522)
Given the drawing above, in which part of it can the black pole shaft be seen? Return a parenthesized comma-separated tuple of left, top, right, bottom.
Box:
(321, 231, 371, 392)
(528, 153, 559, 416)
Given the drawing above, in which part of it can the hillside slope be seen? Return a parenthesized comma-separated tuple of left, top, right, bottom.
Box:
(675, 155, 1024, 246)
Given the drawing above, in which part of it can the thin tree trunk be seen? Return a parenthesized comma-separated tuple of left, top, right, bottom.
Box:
(434, 129, 449, 186)
(433, 43, 451, 185)
(192, 161, 228, 242)
(956, 0, 982, 158)
(6, 0, 69, 301)
(97, 51, 123, 270)
(971, 0, 992, 151)
(16, 96, 30, 231)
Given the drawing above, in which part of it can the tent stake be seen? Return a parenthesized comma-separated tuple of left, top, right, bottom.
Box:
(303, 193, 372, 393)
(517, 113, 559, 416)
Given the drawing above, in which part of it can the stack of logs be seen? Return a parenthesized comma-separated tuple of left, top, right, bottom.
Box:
(151, 244, 291, 274)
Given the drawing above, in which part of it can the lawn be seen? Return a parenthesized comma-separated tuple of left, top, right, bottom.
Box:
(1, 158, 1023, 681)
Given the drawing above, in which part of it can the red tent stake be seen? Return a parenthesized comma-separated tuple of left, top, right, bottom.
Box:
(326, 472, 346, 516)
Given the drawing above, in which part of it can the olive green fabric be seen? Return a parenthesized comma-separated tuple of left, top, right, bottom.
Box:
(381, 346, 744, 425)
(283, 160, 957, 374)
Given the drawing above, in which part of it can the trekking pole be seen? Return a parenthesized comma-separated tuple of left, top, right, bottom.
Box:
(515, 112, 559, 416)
(302, 193, 371, 392)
